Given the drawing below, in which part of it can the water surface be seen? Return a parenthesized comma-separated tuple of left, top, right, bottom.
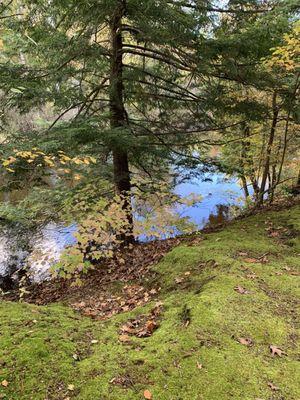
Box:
(0, 171, 245, 286)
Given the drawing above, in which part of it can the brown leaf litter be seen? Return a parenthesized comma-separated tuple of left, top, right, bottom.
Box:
(8, 239, 179, 320)
(119, 302, 163, 340)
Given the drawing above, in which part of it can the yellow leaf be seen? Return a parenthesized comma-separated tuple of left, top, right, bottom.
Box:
(2, 157, 16, 166)
(44, 157, 55, 167)
(61, 155, 71, 161)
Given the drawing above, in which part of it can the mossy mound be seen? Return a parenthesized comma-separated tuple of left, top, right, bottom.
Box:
(0, 205, 299, 399)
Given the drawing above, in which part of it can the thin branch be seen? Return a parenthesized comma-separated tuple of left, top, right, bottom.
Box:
(123, 43, 192, 68)
(124, 64, 200, 100)
(0, 13, 23, 19)
(122, 48, 191, 71)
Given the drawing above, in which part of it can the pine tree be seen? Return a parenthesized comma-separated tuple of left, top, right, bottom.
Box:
(1, 0, 209, 241)
(1, 0, 298, 232)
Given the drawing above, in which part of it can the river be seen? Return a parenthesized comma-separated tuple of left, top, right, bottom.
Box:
(0, 171, 246, 288)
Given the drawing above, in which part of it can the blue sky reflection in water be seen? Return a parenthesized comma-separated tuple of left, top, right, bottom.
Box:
(0, 171, 246, 282)
(174, 172, 245, 229)
(49, 171, 246, 247)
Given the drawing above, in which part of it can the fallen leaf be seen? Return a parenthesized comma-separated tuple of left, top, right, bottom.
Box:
(146, 320, 158, 334)
(196, 361, 203, 369)
(238, 337, 253, 346)
(184, 319, 190, 328)
(269, 231, 280, 237)
(72, 301, 86, 308)
(1, 380, 8, 387)
(67, 384, 75, 391)
(244, 258, 259, 264)
(144, 389, 152, 399)
(268, 381, 279, 391)
(246, 273, 257, 279)
(234, 286, 250, 295)
(91, 339, 98, 344)
(121, 324, 136, 334)
(119, 334, 131, 343)
(270, 345, 285, 357)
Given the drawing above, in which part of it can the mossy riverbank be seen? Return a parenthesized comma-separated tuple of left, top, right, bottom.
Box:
(0, 205, 299, 399)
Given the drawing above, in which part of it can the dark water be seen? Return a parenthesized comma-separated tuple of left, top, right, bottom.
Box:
(0, 223, 77, 288)
(0, 172, 245, 287)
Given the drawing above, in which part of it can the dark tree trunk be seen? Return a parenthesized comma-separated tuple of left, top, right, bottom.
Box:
(258, 92, 279, 205)
(241, 175, 249, 199)
(250, 177, 260, 200)
(109, 1, 134, 244)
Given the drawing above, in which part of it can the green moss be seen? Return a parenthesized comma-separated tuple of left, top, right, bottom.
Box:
(0, 205, 299, 399)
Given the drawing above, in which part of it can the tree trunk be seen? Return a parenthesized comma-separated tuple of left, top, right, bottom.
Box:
(275, 73, 299, 193)
(109, 1, 134, 244)
(250, 177, 260, 200)
(258, 92, 279, 205)
(241, 175, 249, 199)
(239, 125, 249, 199)
(241, 124, 258, 200)
(268, 165, 277, 203)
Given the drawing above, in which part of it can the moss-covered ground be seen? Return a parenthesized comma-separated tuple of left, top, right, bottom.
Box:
(0, 205, 299, 399)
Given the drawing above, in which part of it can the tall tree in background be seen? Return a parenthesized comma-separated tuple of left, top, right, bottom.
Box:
(202, 1, 299, 204)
